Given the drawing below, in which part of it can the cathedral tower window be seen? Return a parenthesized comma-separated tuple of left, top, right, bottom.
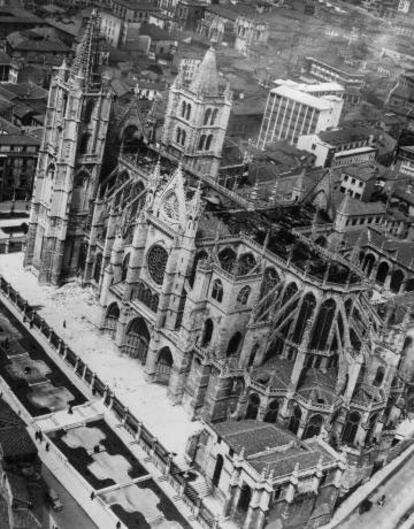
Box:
(203, 108, 211, 125)
(82, 99, 94, 123)
(246, 393, 260, 420)
(198, 135, 206, 150)
(205, 134, 213, 150)
(202, 318, 214, 347)
(79, 132, 90, 155)
(181, 101, 186, 117)
(211, 279, 223, 302)
(342, 411, 361, 445)
(248, 343, 259, 367)
(176, 128, 181, 144)
(147, 244, 168, 285)
(181, 129, 186, 146)
(211, 108, 218, 126)
(186, 103, 192, 120)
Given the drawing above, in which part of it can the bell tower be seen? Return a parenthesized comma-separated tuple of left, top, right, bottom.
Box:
(24, 10, 113, 285)
(162, 47, 232, 180)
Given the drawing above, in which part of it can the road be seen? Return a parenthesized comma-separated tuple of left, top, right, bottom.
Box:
(337, 451, 414, 529)
(41, 467, 100, 529)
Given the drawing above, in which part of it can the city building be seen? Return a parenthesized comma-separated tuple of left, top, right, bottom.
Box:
(198, 3, 270, 54)
(0, 133, 40, 200)
(257, 80, 344, 150)
(337, 164, 383, 201)
(297, 127, 377, 168)
(186, 420, 345, 529)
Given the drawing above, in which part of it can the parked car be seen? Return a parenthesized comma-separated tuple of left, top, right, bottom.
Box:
(359, 499, 373, 514)
(47, 488, 63, 511)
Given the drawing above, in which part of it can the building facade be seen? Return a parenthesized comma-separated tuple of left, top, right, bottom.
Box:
(257, 81, 344, 150)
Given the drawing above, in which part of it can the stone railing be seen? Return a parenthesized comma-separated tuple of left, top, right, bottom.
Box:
(0, 277, 219, 529)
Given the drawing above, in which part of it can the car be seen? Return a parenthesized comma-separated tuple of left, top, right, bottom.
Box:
(359, 499, 373, 514)
(47, 488, 63, 511)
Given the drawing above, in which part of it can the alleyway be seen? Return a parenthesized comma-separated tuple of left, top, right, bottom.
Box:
(0, 252, 202, 455)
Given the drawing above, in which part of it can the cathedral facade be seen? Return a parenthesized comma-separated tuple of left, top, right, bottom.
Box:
(24, 13, 414, 511)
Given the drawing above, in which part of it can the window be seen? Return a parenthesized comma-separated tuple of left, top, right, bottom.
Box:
(311, 143, 316, 150)
(181, 129, 186, 146)
(186, 104, 191, 120)
(211, 108, 218, 125)
(198, 135, 206, 150)
(181, 101, 186, 117)
(237, 286, 250, 305)
(147, 245, 168, 285)
(203, 108, 211, 125)
(176, 128, 181, 144)
(211, 279, 223, 302)
(206, 134, 213, 150)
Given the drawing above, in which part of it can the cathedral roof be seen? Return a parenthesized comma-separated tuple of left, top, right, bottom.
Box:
(189, 47, 220, 97)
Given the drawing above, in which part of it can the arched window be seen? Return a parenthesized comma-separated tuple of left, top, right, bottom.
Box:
(186, 103, 191, 120)
(176, 128, 181, 144)
(121, 253, 130, 282)
(202, 318, 214, 346)
(390, 269, 405, 293)
(181, 129, 186, 146)
(363, 254, 376, 275)
(303, 414, 323, 439)
(181, 101, 186, 117)
(82, 99, 94, 123)
(79, 133, 90, 155)
(310, 299, 336, 350)
(227, 332, 242, 356)
(212, 454, 223, 487)
(237, 286, 250, 305)
(288, 405, 301, 434)
(245, 393, 260, 419)
(218, 247, 236, 272)
(198, 135, 206, 150)
(103, 302, 120, 338)
(123, 317, 150, 364)
(264, 400, 279, 423)
(151, 293, 159, 312)
(203, 108, 211, 125)
(237, 253, 256, 276)
(376, 262, 389, 285)
(373, 366, 385, 387)
(293, 292, 316, 343)
(211, 108, 218, 125)
(93, 253, 102, 283)
(342, 411, 361, 445)
(248, 343, 259, 367)
(260, 267, 279, 298)
(211, 279, 223, 302)
(206, 134, 213, 150)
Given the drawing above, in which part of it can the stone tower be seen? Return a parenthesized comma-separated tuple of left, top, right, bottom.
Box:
(162, 47, 232, 180)
(24, 11, 113, 285)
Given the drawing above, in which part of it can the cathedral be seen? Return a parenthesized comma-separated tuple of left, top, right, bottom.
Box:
(24, 13, 414, 525)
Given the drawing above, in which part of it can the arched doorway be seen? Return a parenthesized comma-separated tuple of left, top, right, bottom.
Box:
(123, 317, 150, 364)
(303, 414, 323, 439)
(156, 347, 173, 385)
(264, 400, 279, 423)
(342, 411, 361, 445)
(212, 454, 224, 487)
(103, 303, 120, 339)
(288, 405, 302, 435)
(245, 393, 260, 419)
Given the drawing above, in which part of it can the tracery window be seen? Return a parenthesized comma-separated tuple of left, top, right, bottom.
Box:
(211, 279, 223, 302)
(237, 285, 251, 305)
(147, 245, 168, 285)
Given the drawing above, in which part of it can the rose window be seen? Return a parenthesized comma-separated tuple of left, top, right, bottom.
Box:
(147, 245, 168, 285)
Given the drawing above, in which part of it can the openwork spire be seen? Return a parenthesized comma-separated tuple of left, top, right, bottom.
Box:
(189, 47, 220, 97)
(71, 9, 101, 87)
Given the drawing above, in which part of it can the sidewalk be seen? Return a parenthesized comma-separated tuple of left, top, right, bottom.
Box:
(0, 252, 202, 456)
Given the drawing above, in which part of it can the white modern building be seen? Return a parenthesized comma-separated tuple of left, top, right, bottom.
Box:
(297, 127, 377, 168)
(256, 80, 344, 149)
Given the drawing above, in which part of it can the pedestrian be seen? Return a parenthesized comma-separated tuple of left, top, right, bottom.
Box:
(45, 442, 50, 452)
(68, 405, 73, 415)
(90, 492, 95, 500)
(63, 320, 66, 328)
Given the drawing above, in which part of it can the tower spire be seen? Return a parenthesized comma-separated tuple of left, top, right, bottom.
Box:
(71, 9, 101, 87)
